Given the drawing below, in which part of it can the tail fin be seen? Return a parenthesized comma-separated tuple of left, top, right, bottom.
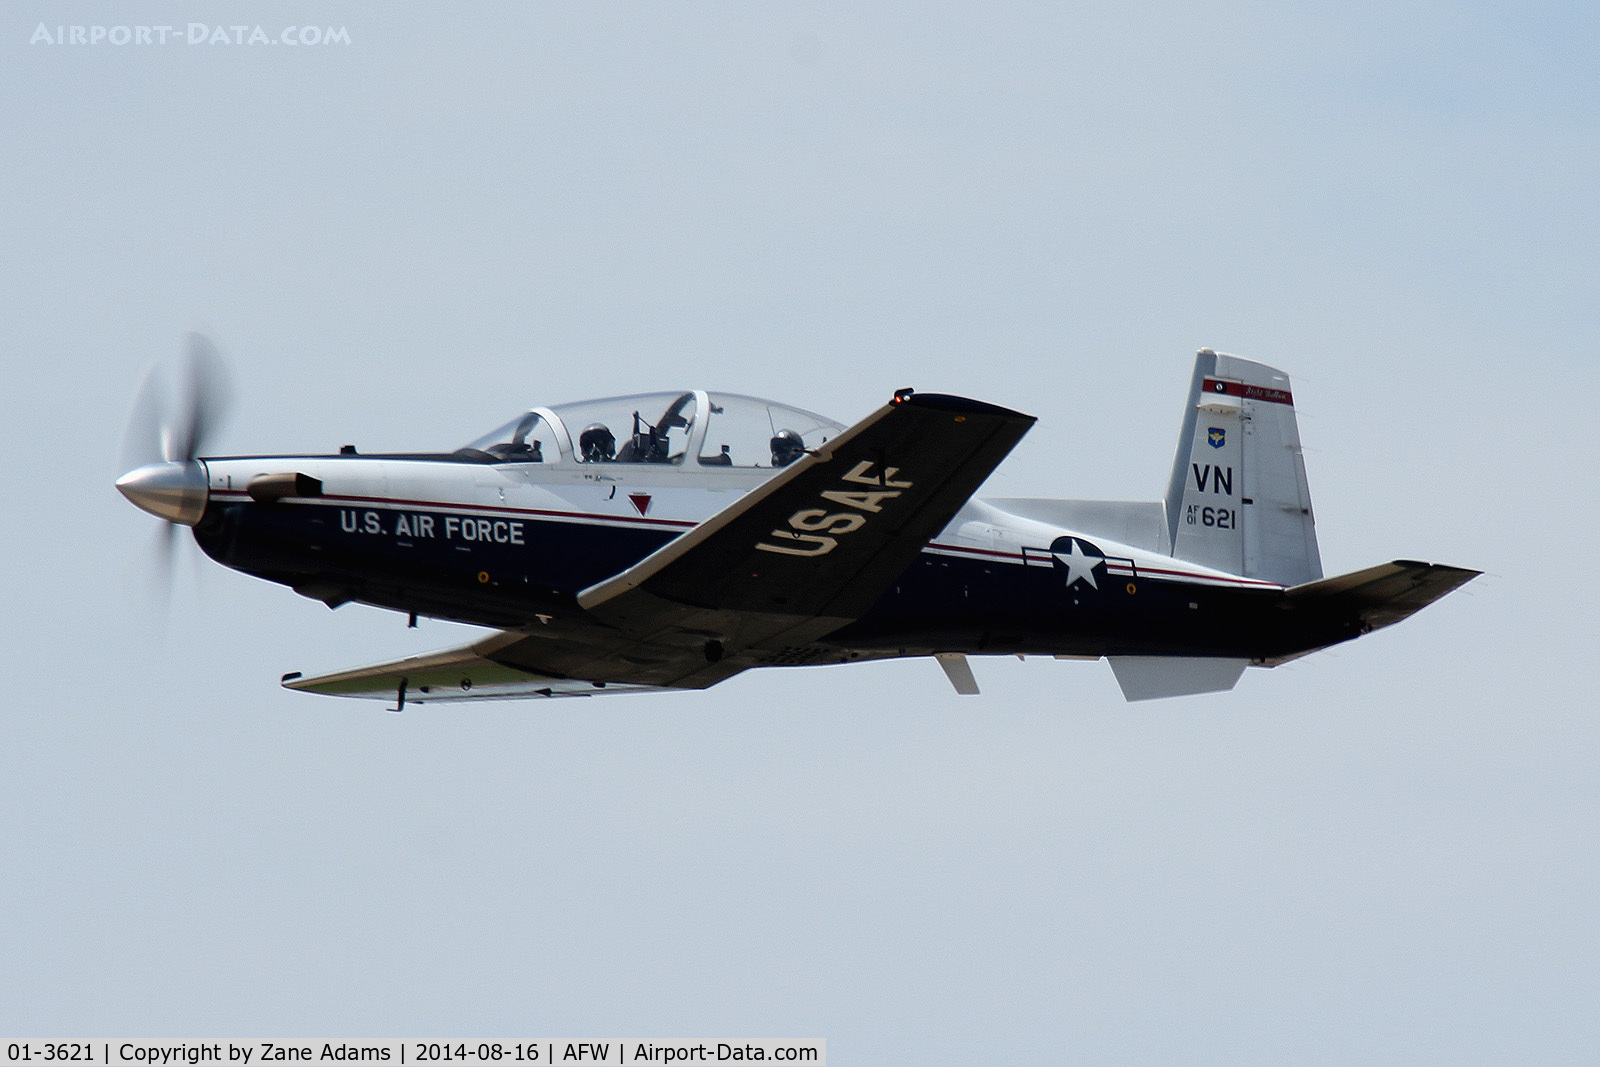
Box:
(1163, 349, 1322, 586)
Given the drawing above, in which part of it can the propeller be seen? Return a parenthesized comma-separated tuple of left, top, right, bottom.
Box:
(117, 333, 234, 595)
(120, 332, 233, 470)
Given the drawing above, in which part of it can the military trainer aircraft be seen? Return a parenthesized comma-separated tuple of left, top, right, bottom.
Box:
(116, 342, 1475, 704)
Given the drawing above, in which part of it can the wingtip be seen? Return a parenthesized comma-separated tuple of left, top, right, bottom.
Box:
(900, 392, 1034, 421)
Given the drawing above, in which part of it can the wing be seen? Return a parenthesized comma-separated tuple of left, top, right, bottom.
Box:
(546, 390, 1035, 686)
(286, 391, 1034, 702)
(583, 392, 1033, 616)
(281, 631, 666, 704)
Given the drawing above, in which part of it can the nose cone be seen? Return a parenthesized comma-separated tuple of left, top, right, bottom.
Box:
(116, 461, 209, 525)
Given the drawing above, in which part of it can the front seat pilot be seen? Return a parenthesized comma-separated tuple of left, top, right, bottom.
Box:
(770, 429, 805, 467)
(579, 423, 616, 462)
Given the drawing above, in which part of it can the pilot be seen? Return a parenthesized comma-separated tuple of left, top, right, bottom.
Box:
(578, 423, 616, 463)
(770, 429, 805, 467)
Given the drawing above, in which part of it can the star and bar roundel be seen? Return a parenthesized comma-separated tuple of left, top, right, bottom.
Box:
(1045, 535, 1141, 592)
(1049, 535, 1106, 589)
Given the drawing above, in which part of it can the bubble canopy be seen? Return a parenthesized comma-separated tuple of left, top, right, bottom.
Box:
(462, 391, 846, 468)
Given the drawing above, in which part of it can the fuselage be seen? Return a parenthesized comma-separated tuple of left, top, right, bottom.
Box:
(189, 450, 1364, 666)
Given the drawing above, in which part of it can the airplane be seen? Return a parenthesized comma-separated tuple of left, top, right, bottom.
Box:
(115, 341, 1476, 705)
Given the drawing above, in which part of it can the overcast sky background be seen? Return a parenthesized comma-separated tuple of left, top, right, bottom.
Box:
(3, 2, 1596, 1062)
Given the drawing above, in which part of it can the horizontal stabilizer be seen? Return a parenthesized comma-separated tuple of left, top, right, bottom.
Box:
(282, 635, 664, 704)
(1108, 656, 1248, 701)
(983, 498, 1169, 554)
(1286, 559, 1479, 631)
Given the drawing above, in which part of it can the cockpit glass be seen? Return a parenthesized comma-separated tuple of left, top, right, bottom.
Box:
(462, 412, 560, 463)
(698, 393, 843, 468)
(466, 391, 846, 470)
(549, 392, 700, 464)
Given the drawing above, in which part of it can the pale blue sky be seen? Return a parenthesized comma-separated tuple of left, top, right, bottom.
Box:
(3, 3, 1596, 1062)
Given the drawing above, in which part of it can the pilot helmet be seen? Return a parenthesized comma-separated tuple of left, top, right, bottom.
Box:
(770, 428, 805, 467)
(579, 423, 616, 462)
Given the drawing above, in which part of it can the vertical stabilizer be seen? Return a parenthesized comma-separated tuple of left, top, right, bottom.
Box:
(1164, 350, 1322, 586)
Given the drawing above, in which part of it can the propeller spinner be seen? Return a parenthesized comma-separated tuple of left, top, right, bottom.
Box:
(116, 333, 232, 552)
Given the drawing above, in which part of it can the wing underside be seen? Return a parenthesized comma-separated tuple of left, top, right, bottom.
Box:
(281, 632, 665, 703)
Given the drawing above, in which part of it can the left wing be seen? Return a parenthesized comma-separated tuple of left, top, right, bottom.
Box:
(587, 393, 1031, 609)
(281, 631, 664, 705)
(552, 390, 1035, 687)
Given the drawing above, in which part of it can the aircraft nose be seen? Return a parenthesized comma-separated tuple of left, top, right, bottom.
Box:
(115, 460, 210, 526)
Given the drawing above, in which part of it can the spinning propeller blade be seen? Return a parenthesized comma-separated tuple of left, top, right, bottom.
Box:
(172, 331, 232, 463)
(119, 365, 168, 473)
(117, 333, 234, 600)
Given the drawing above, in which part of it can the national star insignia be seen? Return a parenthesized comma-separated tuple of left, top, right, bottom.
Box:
(1054, 538, 1103, 589)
